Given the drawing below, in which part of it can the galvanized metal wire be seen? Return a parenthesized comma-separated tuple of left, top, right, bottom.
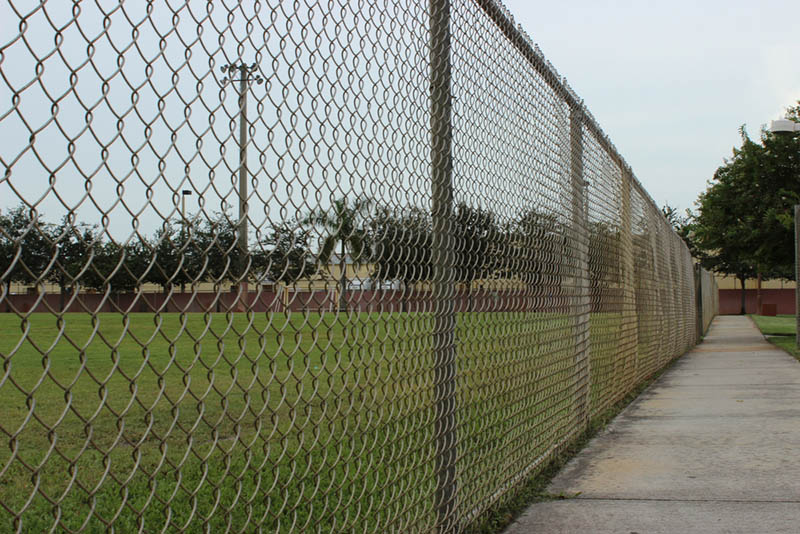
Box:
(0, 0, 715, 532)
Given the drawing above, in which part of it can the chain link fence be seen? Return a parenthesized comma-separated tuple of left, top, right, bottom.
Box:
(0, 0, 716, 532)
(698, 267, 720, 336)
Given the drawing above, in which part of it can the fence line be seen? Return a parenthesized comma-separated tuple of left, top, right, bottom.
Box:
(0, 0, 716, 532)
(699, 267, 720, 335)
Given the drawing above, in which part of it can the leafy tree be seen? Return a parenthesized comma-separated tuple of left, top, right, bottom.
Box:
(47, 217, 103, 310)
(661, 204, 700, 257)
(500, 209, 565, 288)
(194, 212, 246, 285)
(692, 129, 763, 313)
(691, 104, 800, 314)
(145, 223, 195, 293)
(303, 197, 373, 311)
(661, 204, 684, 229)
(0, 205, 52, 292)
(785, 101, 800, 122)
(450, 203, 503, 311)
(88, 240, 149, 293)
(747, 114, 800, 279)
(144, 212, 251, 295)
(370, 207, 432, 309)
(251, 222, 316, 284)
(587, 221, 622, 308)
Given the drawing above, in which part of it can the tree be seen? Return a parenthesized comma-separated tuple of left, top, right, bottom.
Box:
(145, 222, 194, 293)
(450, 203, 502, 311)
(88, 240, 149, 294)
(691, 104, 800, 314)
(587, 221, 622, 309)
(47, 217, 103, 311)
(251, 222, 316, 284)
(500, 209, 565, 288)
(692, 128, 763, 314)
(662, 204, 702, 258)
(194, 212, 247, 285)
(661, 204, 684, 229)
(303, 197, 373, 311)
(370, 207, 432, 309)
(144, 211, 255, 297)
(0, 205, 52, 293)
(785, 101, 800, 122)
(747, 111, 800, 279)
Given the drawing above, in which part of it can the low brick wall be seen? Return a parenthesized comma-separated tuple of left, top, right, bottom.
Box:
(719, 288, 795, 315)
(3, 288, 576, 314)
(1, 291, 280, 314)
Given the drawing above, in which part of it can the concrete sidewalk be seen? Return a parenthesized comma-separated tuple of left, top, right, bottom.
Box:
(505, 315, 800, 534)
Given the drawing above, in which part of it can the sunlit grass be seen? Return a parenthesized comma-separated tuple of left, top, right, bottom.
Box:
(749, 314, 796, 336)
(749, 314, 800, 362)
(0, 310, 627, 532)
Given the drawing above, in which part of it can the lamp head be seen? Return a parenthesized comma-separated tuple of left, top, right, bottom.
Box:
(769, 118, 800, 134)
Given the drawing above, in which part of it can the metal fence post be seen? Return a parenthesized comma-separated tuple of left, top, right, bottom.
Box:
(795, 205, 800, 348)
(430, 0, 458, 531)
(569, 106, 591, 430)
(694, 263, 703, 344)
(619, 169, 638, 393)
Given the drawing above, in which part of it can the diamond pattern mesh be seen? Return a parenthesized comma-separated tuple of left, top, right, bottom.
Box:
(0, 1, 717, 532)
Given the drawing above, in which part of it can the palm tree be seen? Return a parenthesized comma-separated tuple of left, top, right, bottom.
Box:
(303, 196, 373, 311)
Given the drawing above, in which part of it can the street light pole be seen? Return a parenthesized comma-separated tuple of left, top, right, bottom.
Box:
(220, 62, 263, 308)
(795, 205, 800, 348)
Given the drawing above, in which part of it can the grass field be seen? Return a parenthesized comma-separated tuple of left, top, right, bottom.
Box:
(749, 314, 800, 361)
(0, 309, 643, 532)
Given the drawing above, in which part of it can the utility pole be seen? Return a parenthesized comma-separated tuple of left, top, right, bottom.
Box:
(220, 62, 263, 309)
(429, 0, 457, 531)
(795, 205, 799, 347)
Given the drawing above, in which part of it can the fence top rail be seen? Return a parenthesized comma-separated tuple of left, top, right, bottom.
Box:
(474, 0, 676, 241)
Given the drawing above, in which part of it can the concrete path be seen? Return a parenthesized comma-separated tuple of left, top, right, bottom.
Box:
(504, 315, 800, 534)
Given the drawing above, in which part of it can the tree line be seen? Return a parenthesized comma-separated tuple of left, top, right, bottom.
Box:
(2, 198, 622, 307)
(0, 207, 316, 295)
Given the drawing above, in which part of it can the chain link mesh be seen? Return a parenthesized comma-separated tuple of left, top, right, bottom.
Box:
(0, 0, 715, 532)
(699, 268, 720, 335)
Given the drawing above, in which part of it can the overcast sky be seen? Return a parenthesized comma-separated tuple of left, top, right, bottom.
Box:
(3, 0, 800, 239)
(502, 0, 800, 213)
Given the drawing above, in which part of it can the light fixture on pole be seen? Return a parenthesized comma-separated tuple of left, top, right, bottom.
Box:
(770, 119, 800, 134)
(768, 116, 800, 347)
(220, 62, 264, 309)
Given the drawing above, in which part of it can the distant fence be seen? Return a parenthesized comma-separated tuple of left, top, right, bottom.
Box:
(698, 267, 720, 335)
(0, 1, 716, 532)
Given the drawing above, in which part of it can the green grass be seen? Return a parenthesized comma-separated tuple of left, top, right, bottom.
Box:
(0, 310, 652, 532)
(749, 314, 800, 361)
(765, 335, 800, 360)
(0, 311, 436, 532)
(749, 314, 797, 336)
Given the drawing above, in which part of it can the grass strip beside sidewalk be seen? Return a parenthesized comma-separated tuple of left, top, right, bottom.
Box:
(749, 314, 800, 361)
